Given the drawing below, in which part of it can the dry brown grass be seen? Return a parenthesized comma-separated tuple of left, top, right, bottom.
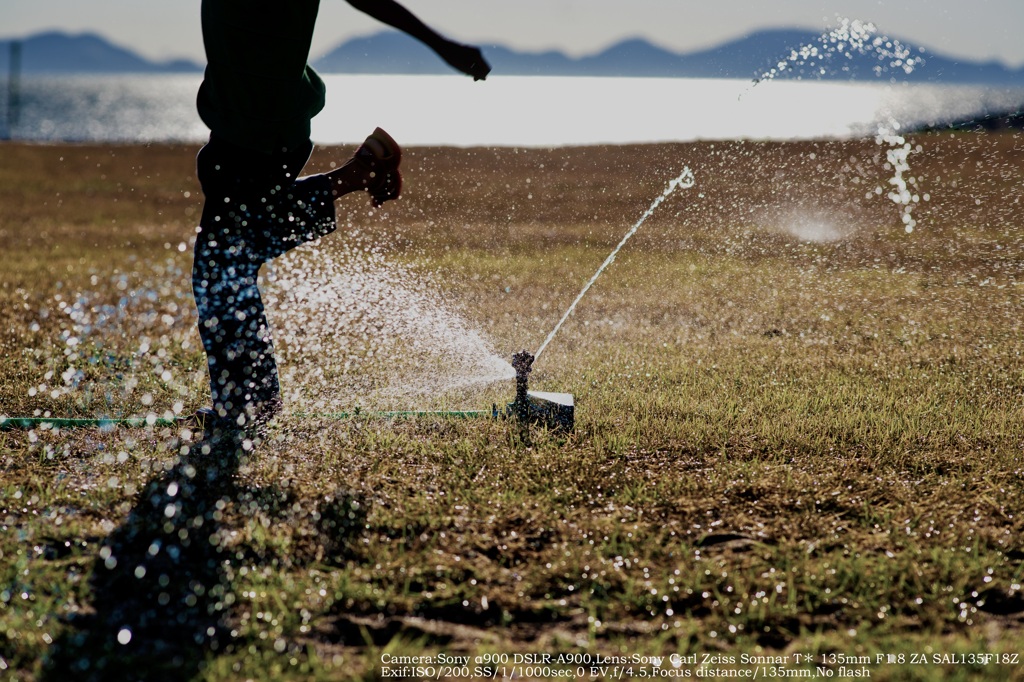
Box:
(2, 134, 1024, 680)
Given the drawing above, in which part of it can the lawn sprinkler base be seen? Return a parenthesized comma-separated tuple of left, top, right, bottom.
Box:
(501, 350, 575, 432)
(505, 389, 575, 432)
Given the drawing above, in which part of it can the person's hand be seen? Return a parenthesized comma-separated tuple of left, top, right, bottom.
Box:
(439, 41, 491, 81)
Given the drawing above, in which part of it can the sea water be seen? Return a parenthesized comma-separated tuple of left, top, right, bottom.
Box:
(3, 73, 1022, 146)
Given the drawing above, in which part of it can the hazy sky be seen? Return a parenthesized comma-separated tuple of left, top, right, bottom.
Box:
(4, 0, 1024, 68)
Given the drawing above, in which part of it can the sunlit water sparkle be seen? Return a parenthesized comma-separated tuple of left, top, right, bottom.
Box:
(749, 18, 927, 232)
(21, 255, 201, 422)
(264, 236, 514, 412)
(4, 74, 1020, 147)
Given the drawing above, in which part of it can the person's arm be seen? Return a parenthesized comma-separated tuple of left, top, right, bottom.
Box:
(344, 0, 490, 80)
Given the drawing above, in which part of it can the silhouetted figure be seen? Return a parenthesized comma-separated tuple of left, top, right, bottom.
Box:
(192, 0, 489, 433)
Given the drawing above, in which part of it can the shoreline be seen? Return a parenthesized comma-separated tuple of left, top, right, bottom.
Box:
(0, 123, 1015, 152)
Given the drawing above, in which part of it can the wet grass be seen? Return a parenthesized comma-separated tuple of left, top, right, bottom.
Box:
(2, 135, 1024, 680)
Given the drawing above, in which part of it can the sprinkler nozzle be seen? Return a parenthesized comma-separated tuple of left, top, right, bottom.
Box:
(512, 350, 534, 418)
(504, 350, 574, 432)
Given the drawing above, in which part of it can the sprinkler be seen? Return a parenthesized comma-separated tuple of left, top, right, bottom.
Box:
(507, 170, 694, 434)
(501, 350, 574, 432)
(2, 168, 697, 437)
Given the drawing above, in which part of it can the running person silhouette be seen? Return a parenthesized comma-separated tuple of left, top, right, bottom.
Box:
(193, 0, 489, 433)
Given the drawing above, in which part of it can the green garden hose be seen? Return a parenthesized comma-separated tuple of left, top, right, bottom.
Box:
(0, 409, 496, 430)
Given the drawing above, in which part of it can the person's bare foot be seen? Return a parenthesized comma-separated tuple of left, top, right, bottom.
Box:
(326, 127, 402, 207)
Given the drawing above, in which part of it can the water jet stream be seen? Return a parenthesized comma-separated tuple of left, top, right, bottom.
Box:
(533, 167, 695, 362)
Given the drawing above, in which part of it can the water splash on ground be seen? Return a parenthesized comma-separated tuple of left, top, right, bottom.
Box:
(23, 255, 200, 420)
(779, 211, 848, 243)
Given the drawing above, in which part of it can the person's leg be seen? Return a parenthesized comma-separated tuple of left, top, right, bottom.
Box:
(193, 138, 309, 427)
(192, 131, 402, 428)
(253, 128, 401, 262)
(247, 142, 337, 264)
(191, 243, 274, 429)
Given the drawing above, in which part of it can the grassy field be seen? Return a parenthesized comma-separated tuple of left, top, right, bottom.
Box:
(2, 133, 1024, 681)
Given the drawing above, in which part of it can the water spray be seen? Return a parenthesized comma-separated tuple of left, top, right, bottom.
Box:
(742, 17, 926, 233)
(499, 167, 696, 433)
(534, 167, 695, 362)
(748, 17, 922, 90)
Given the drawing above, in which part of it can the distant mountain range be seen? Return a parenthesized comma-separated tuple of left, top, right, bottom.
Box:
(1, 29, 1022, 84)
(0, 32, 198, 74)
